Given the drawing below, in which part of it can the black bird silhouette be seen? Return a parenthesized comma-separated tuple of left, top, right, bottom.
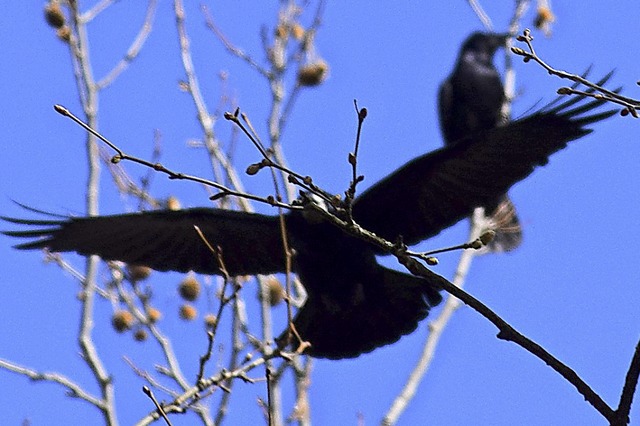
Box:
(438, 32, 521, 252)
(2, 77, 615, 359)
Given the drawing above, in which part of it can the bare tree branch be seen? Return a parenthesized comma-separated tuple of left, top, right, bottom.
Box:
(512, 29, 640, 112)
(616, 339, 640, 425)
(67, 4, 118, 423)
(0, 358, 105, 408)
(53, 104, 299, 211)
(467, 0, 493, 30)
(96, 0, 158, 90)
(81, 0, 117, 23)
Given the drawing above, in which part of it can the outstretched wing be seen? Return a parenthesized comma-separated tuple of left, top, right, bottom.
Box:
(2, 207, 286, 276)
(353, 75, 618, 249)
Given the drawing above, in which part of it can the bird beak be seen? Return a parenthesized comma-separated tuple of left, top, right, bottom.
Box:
(487, 33, 509, 54)
(495, 33, 510, 47)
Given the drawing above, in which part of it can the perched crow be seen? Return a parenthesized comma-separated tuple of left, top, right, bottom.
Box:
(438, 32, 521, 252)
(3, 80, 615, 359)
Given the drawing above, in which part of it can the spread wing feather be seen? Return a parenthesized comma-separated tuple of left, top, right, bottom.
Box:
(353, 80, 617, 249)
(3, 208, 286, 276)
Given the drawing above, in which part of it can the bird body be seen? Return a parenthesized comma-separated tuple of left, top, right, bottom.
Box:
(439, 32, 508, 145)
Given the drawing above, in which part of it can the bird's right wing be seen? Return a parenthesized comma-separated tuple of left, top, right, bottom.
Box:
(2, 207, 287, 276)
(353, 73, 618, 250)
(282, 265, 445, 359)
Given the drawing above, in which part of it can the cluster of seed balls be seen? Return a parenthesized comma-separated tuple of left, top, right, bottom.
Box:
(110, 267, 218, 342)
(110, 265, 286, 342)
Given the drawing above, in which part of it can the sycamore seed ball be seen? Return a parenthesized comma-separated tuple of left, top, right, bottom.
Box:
(44, 2, 65, 29)
(180, 304, 197, 321)
(146, 307, 162, 324)
(112, 310, 135, 333)
(267, 277, 285, 306)
(297, 60, 329, 87)
(134, 329, 148, 342)
(179, 275, 201, 301)
(127, 264, 152, 282)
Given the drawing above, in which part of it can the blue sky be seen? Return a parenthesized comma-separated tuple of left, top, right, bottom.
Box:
(1, 2, 639, 425)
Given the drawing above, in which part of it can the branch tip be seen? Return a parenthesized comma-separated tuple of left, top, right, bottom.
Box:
(426, 257, 438, 266)
(54, 104, 70, 116)
(479, 230, 496, 246)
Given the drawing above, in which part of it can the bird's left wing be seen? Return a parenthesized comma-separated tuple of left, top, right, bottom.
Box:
(2, 207, 286, 276)
(352, 77, 617, 249)
(437, 78, 455, 143)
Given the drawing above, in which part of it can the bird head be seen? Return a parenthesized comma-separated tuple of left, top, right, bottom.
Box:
(460, 32, 509, 61)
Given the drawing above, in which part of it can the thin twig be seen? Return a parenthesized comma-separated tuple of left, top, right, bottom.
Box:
(136, 351, 283, 426)
(193, 227, 245, 382)
(81, 0, 117, 23)
(224, 110, 335, 204)
(615, 339, 640, 425)
(0, 358, 105, 408)
(467, 0, 493, 30)
(213, 298, 245, 425)
(202, 5, 271, 78)
(142, 386, 173, 426)
(502, 0, 531, 120)
(278, 0, 327, 135)
(175, 0, 253, 213)
(96, 0, 157, 89)
(266, 366, 273, 426)
(124, 357, 180, 399)
(53, 104, 299, 211)
(288, 357, 313, 425)
(512, 29, 640, 111)
(344, 101, 367, 217)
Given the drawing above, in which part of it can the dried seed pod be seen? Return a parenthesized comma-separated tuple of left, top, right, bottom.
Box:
(146, 307, 162, 324)
(297, 60, 329, 87)
(127, 264, 152, 282)
(179, 303, 198, 321)
(266, 277, 285, 306)
(134, 328, 148, 342)
(179, 275, 201, 301)
(56, 26, 71, 43)
(291, 23, 305, 40)
(534, 7, 555, 30)
(112, 310, 135, 333)
(44, 2, 65, 29)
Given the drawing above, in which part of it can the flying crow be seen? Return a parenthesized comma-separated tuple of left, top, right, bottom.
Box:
(3, 78, 615, 359)
(439, 32, 521, 252)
